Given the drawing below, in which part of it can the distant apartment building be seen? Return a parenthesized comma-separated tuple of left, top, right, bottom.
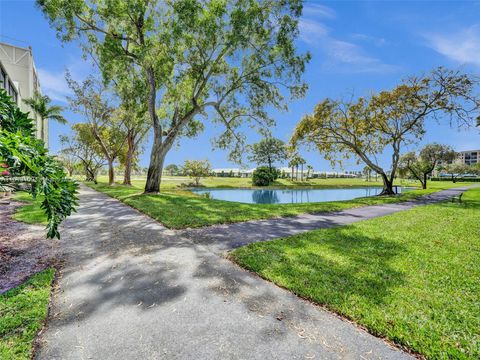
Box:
(458, 150, 479, 166)
(438, 149, 479, 167)
(0, 42, 47, 146)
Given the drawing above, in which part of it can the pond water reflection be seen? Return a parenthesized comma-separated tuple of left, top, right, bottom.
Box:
(191, 187, 410, 204)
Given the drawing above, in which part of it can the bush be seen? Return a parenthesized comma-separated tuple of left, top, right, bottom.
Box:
(0, 89, 78, 238)
(252, 166, 277, 186)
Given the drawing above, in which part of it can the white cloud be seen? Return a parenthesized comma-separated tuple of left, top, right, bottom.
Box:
(298, 18, 397, 73)
(37, 58, 96, 103)
(424, 25, 480, 66)
(37, 68, 71, 103)
(350, 33, 387, 47)
(298, 18, 329, 44)
(303, 3, 336, 19)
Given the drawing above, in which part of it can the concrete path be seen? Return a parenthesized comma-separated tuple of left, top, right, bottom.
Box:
(180, 186, 474, 252)
(35, 185, 420, 359)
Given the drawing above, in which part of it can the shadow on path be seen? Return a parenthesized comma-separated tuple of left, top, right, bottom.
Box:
(34, 184, 434, 359)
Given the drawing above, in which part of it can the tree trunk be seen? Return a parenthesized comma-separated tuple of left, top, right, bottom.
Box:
(108, 159, 115, 185)
(301, 164, 304, 181)
(291, 167, 294, 180)
(296, 165, 299, 181)
(378, 173, 395, 195)
(144, 65, 164, 194)
(85, 164, 95, 182)
(145, 131, 168, 193)
(123, 134, 134, 186)
(422, 173, 427, 189)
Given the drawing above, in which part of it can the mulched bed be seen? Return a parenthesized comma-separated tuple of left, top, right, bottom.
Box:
(0, 198, 59, 294)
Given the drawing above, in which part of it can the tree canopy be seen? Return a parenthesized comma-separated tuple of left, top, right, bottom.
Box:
(291, 68, 479, 195)
(399, 143, 456, 189)
(248, 137, 288, 170)
(60, 124, 105, 183)
(37, 0, 310, 193)
(66, 73, 126, 185)
(182, 159, 211, 186)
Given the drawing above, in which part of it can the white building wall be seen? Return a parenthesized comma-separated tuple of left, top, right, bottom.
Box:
(0, 42, 46, 147)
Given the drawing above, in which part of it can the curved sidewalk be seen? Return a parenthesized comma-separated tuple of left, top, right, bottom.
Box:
(181, 186, 475, 252)
(35, 185, 420, 360)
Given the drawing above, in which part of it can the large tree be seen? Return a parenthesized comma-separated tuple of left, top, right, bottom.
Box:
(66, 74, 126, 185)
(291, 68, 479, 195)
(248, 137, 288, 171)
(110, 67, 150, 186)
(38, 0, 309, 193)
(399, 143, 456, 189)
(23, 90, 67, 144)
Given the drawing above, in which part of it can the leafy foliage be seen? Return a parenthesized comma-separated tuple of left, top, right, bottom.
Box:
(248, 138, 288, 170)
(399, 143, 456, 189)
(0, 89, 78, 238)
(441, 163, 479, 182)
(182, 159, 211, 186)
(252, 166, 277, 186)
(291, 67, 479, 195)
(23, 90, 67, 125)
(59, 124, 106, 182)
(37, 0, 310, 192)
(66, 73, 127, 185)
(164, 164, 179, 175)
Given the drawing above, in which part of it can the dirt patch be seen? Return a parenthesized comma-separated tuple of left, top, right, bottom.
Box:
(0, 199, 59, 294)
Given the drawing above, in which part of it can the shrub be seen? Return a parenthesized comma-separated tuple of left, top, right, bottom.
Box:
(0, 89, 78, 238)
(252, 166, 277, 186)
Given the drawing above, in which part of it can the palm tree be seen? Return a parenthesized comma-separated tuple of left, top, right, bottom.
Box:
(23, 91, 67, 144)
(306, 165, 313, 180)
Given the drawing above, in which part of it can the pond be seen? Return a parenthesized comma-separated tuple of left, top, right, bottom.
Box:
(191, 187, 412, 204)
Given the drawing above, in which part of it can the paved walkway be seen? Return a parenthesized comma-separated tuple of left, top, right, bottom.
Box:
(181, 186, 473, 252)
(36, 185, 426, 359)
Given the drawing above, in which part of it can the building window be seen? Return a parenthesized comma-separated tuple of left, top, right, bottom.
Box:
(0, 68, 6, 89)
(33, 70, 39, 92)
(8, 81, 18, 103)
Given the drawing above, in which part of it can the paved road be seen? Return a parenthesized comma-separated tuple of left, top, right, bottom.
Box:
(36, 185, 419, 359)
(180, 186, 474, 252)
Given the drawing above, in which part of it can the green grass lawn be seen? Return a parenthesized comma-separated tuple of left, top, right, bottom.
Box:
(0, 269, 55, 360)
(95, 174, 461, 190)
(12, 192, 47, 225)
(86, 177, 470, 229)
(231, 187, 480, 359)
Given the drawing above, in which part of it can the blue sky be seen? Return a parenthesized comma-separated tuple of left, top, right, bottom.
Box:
(1, 0, 479, 171)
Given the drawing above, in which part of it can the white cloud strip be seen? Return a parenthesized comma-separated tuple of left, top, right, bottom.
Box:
(37, 68, 71, 103)
(298, 14, 397, 74)
(303, 3, 336, 19)
(424, 25, 480, 66)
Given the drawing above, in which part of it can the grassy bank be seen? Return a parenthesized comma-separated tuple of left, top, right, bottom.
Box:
(12, 192, 47, 225)
(231, 187, 480, 359)
(0, 268, 55, 359)
(93, 174, 468, 190)
(85, 179, 468, 229)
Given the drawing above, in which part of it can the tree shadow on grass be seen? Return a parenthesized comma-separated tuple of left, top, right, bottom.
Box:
(233, 227, 407, 309)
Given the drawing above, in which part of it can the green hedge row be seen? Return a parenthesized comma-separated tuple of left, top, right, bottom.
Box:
(431, 177, 480, 182)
